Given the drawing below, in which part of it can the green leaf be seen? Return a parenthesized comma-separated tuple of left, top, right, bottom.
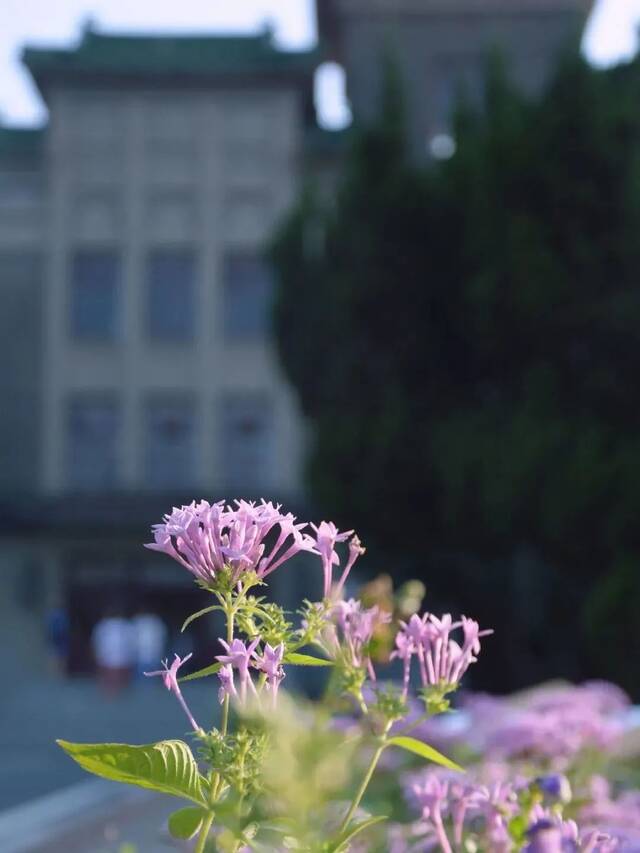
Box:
(57, 739, 206, 805)
(283, 652, 333, 667)
(179, 661, 222, 683)
(181, 604, 223, 632)
(330, 815, 388, 852)
(168, 806, 207, 840)
(386, 736, 463, 772)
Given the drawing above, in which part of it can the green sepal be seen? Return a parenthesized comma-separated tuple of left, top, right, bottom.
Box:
(386, 736, 463, 772)
(283, 652, 333, 667)
(168, 806, 208, 840)
(56, 739, 207, 805)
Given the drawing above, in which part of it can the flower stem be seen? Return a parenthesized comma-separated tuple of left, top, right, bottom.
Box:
(220, 604, 235, 738)
(210, 598, 235, 804)
(195, 811, 214, 853)
(337, 735, 388, 836)
(394, 710, 431, 738)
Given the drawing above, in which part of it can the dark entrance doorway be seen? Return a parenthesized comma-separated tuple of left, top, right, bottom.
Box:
(64, 548, 218, 676)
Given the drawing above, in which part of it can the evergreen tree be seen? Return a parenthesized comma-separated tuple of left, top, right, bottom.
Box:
(271, 54, 640, 694)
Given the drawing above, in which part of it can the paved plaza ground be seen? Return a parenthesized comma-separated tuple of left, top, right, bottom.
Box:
(0, 674, 218, 851)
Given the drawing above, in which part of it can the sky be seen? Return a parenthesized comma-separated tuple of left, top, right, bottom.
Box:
(0, 0, 639, 128)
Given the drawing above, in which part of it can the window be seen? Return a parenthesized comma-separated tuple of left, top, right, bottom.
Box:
(69, 250, 119, 340)
(144, 396, 196, 490)
(222, 254, 274, 340)
(220, 392, 273, 491)
(146, 250, 196, 341)
(66, 395, 121, 491)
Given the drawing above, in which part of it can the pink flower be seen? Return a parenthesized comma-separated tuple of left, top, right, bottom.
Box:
(145, 654, 200, 732)
(216, 637, 260, 703)
(334, 535, 366, 599)
(391, 612, 491, 697)
(412, 774, 453, 853)
(217, 664, 237, 704)
(252, 642, 286, 705)
(309, 521, 354, 599)
(146, 499, 317, 586)
(524, 820, 567, 853)
(332, 598, 390, 679)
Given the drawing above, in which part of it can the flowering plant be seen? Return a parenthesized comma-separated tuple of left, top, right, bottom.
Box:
(58, 499, 640, 851)
(58, 499, 490, 852)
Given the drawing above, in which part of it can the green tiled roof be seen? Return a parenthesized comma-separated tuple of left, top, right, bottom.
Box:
(0, 127, 44, 165)
(23, 26, 317, 81)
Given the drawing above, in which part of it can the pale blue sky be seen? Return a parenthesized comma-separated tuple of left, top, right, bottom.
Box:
(0, 0, 638, 128)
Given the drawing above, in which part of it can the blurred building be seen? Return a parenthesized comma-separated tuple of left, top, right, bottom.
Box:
(317, 0, 594, 157)
(0, 27, 319, 675)
(0, 3, 593, 675)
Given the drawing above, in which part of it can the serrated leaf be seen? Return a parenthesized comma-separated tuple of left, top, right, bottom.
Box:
(330, 815, 388, 852)
(168, 806, 207, 840)
(179, 661, 222, 683)
(181, 604, 223, 633)
(283, 652, 333, 667)
(386, 736, 463, 772)
(57, 739, 206, 805)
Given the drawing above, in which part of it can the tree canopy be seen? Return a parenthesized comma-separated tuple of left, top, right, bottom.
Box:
(270, 53, 640, 694)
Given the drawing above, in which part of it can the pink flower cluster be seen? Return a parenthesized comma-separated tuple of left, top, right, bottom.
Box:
(456, 682, 629, 764)
(410, 772, 510, 852)
(216, 637, 286, 707)
(146, 500, 365, 597)
(403, 768, 625, 853)
(390, 613, 492, 698)
(331, 597, 391, 679)
(392, 680, 639, 853)
(146, 499, 317, 585)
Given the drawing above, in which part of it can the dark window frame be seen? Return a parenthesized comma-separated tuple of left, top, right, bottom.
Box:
(65, 392, 121, 492)
(69, 248, 120, 342)
(145, 248, 197, 343)
(143, 392, 198, 490)
(221, 252, 274, 341)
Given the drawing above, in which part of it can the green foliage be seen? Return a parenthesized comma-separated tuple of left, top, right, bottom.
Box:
(369, 686, 408, 724)
(168, 806, 207, 840)
(296, 600, 329, 647)
(386, 736, 463, 772)
(236, 599, 295, 647)
(254, 695, 361, 848)
(328, 815, 389, 853)
(181, 604, 223, 633)
(271, 51, 640, 695)
(283, 652, 334, 666)
(179, 661, 222, 683)
(418, 684, 455, 717)
(56, 739, 207, 805)
(200, 726, 269, 799)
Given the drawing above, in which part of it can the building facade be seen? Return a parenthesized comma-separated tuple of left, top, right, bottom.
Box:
(0, 28, 319, 675)
(25, 27, 314, 502)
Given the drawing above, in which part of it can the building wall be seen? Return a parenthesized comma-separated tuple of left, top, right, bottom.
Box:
(40, 84, 307, 498)
(0, 150, 44, 494)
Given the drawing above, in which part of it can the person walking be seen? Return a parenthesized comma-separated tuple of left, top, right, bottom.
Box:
(131, 607, 167, 678)
(92, 607, 134, 695)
